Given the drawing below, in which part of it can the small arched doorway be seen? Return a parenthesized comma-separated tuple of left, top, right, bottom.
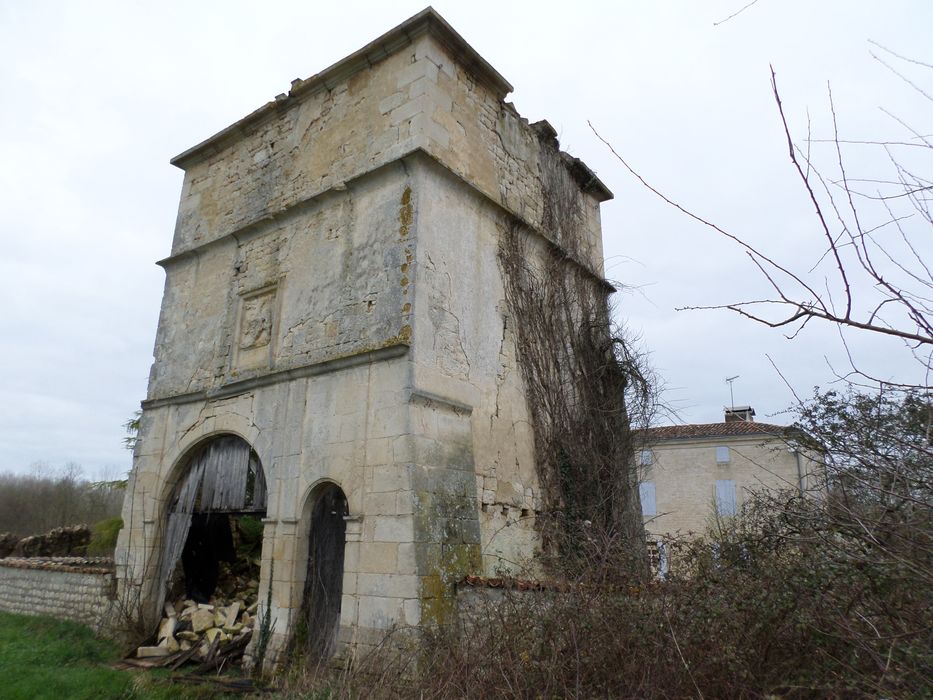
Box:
(158, 434, 267, 607)
(295, 483, 349, 661)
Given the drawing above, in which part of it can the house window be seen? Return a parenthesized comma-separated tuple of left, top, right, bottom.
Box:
(715, 479, 737, 516)
(715, 446, 730, 464)
(639, 481, 657, 516)
(639, 450, 653, 466)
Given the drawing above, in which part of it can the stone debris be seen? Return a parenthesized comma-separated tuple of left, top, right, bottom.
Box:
(191, 608, 215, 633)
(0, 533, 17, 559)
(157, 616, 176, 641)
(0, 526, 92, 558)
(223, 601, 241, 627)
(136, 581, 259, 666)
(137, 646, 171, 658)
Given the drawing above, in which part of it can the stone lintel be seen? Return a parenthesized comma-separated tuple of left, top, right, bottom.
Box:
(141, 343, 409, 410)
(169, 7, 513, 171)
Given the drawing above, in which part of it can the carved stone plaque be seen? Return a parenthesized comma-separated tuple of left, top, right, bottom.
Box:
(236, 286, 277, 370)
(240, 294, 274, 351)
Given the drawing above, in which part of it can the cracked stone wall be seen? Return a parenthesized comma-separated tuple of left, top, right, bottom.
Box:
(409, 159, 543, 575)
(149, 166, 413, 400)
(117, 10, 612, 663)
(170, 31, 605, 277)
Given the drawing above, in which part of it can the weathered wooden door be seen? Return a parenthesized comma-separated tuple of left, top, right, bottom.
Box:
(298, 484, 349, 661)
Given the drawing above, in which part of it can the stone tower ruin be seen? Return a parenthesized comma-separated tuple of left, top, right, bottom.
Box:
(115, 7, 613, 662)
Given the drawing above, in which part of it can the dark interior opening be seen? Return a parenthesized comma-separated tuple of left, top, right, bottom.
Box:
(181, 513, 236, 603)
(295, 484, 349, 661)
(162, 435, 267, 605)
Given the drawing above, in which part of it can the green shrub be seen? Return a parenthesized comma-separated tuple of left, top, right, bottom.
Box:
(87, 517, 123, 556)
(237, 515, 264, 545)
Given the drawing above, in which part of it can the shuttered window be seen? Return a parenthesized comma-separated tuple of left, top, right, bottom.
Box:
(715, 446, 730, 463)
(715, 479, 737, 516)
(657, 540, 669, 579)
(640, 481, 657, 516)
(639, 450, 653, 466)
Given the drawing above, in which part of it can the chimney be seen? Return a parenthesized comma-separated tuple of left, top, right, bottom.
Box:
(724, 406, 755, 422)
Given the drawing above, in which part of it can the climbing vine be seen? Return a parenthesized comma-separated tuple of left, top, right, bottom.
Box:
(499, 141, 651, 573)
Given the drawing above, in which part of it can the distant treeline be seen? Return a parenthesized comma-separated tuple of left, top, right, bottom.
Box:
(0, 465, 126, 537)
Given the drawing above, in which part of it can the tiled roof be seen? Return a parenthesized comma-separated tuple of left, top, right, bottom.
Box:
(644, 421, 792, 442)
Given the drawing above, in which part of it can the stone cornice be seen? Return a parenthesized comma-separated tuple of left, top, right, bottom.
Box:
(170, 7, 513, 171)
(142, 343, 410, 410)
(157, 150, 615, 293)
(0, 557, 115, 575)
(409, 388, 473, 414)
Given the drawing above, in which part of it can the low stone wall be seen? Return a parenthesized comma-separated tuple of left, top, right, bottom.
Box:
(0, 557, 115, 628)
(456, 575, 553, 630)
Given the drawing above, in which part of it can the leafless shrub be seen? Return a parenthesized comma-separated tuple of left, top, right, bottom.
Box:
(270, 625, 422, 699)
(549, 46, 933, 695)
(280, 472, 928, 698)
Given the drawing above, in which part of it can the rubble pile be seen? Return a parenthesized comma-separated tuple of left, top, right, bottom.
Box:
(0, 525, 92, 558)
(134, 516, 264, 669)
(136, 592, 259, 664)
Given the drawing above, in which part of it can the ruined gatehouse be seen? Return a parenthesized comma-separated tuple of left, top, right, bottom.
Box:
(114, 7, 615, 663)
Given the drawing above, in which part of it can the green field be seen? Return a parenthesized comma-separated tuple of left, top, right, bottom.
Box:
(0, 612, 238, 700)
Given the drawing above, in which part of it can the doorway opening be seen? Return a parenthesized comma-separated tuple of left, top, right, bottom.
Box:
(294, 484, 349, 661)
(159, 435, 267, 611)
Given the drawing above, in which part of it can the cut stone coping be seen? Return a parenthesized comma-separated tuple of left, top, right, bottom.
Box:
(0, 556, 115, 575)
(170, 7, 513, 170)
(458, 575, 564, 592)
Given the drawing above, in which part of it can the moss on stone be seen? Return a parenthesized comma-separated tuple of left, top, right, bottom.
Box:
(398, 186, 413, 239)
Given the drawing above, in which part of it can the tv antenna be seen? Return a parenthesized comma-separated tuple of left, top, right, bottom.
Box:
(725, 375, 739, 410)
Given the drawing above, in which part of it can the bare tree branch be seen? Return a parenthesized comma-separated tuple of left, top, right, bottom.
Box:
(713, 0, 764, 27)
(589, 61, 933, 357)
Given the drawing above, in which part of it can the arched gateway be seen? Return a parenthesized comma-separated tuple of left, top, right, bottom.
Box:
(157, 435, 267, 609)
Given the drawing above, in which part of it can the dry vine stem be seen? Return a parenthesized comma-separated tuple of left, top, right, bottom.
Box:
(497, 139, 652, 573)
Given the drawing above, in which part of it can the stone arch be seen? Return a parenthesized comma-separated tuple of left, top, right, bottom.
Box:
(292, 480, 350, 661)
(157, 416, 263, 509)
(157, 432, 268, 608)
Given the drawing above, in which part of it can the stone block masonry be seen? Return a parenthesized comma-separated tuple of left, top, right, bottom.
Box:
(0, 557, 115, 628)
(116, 7, 615, 666)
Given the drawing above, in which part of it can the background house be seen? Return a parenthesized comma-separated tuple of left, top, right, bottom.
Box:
(639, 407, 822, 541)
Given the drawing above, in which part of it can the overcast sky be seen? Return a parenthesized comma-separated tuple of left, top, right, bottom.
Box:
(1, 0, 929, 477)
